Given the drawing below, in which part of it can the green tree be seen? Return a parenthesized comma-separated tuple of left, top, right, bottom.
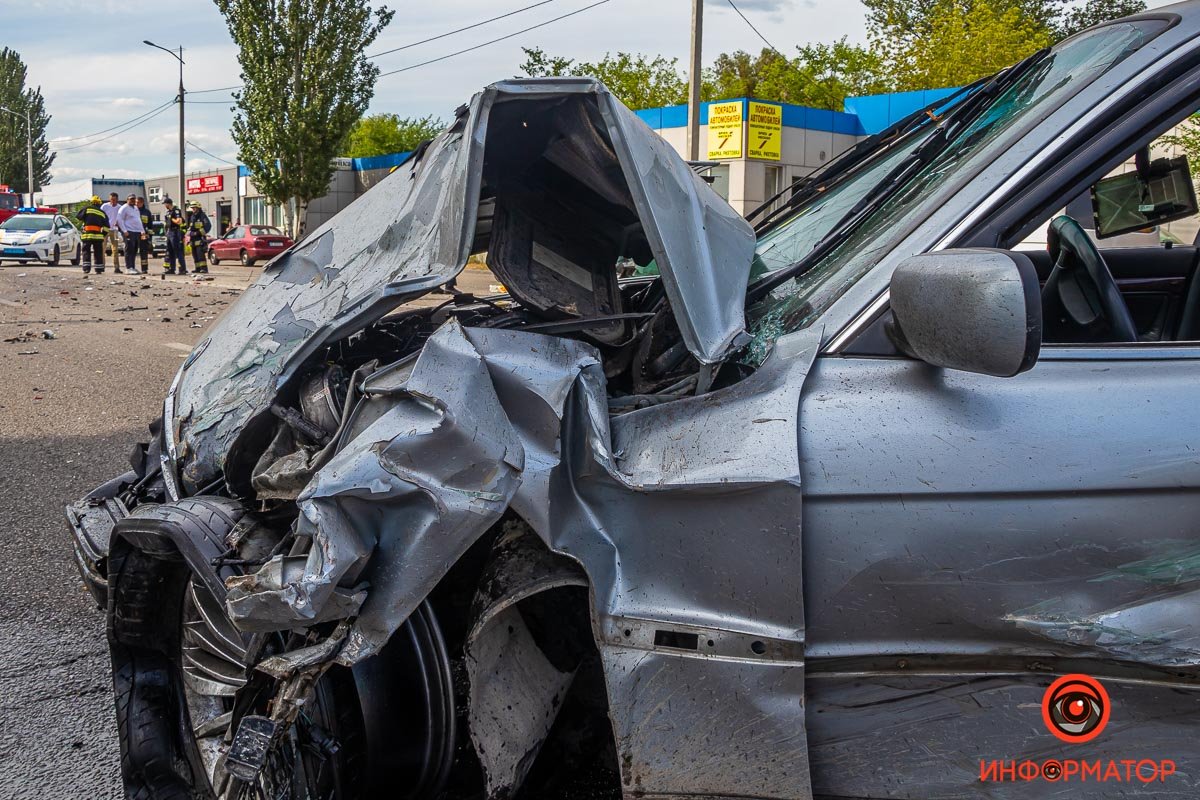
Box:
(867, 0, 1053, 90)
(344, 113, 444, 158)
(1159, 117, 1200, 178)
(704, 42, 891, 110)
(519, 48, 687, 109)
(1055, 0, 1146, 37)
(704, 49, 790, 101)
(214, 0, 394, 237)
(787, 40, 893, 109)
(0, 47, 53, 196)
(864, 0, 1063, 54)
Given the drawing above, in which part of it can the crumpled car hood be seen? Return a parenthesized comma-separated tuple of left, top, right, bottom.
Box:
(169, 77, 754, 492)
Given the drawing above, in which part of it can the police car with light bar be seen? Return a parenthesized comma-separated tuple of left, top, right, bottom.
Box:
(0, 208, 81, 266)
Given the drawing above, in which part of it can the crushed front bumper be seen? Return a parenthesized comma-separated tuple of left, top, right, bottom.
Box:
(65, 471, 135, 607)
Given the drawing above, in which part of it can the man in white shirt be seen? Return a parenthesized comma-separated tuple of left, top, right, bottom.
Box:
(101, 192, 122, 270)
(115, 193, 146, 274)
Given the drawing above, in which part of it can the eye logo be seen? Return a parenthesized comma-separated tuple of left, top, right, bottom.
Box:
(1042, 674, 1110, 743)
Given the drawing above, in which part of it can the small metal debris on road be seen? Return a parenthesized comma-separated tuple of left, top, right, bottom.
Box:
(41, 330, 55, 339)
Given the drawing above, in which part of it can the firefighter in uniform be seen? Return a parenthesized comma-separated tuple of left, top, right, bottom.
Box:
(162, 198, 185, 274)
(185, 201, 212, 274)
(135, 196, 153, 273)
(76, 196, 109, 274)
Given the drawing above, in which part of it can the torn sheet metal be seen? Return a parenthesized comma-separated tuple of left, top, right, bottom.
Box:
(170, 77, 754, 493)
(223, 316, 820, 796)
(225, 318, 528, 635)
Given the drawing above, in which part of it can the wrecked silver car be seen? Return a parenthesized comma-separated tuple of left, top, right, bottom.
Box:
(69, 8, 1200, 797)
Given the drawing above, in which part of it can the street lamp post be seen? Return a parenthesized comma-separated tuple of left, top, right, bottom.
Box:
(0, 103, 35, 206)
(144, 41, 185, 205)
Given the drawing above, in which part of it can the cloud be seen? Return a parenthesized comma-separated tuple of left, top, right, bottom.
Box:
(707, 0, 796, 13)
(186, 157, 217, 171)
(110, 97, 147, 108)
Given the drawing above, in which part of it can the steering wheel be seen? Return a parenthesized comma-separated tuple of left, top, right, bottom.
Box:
(1043, 215, 1138, 343)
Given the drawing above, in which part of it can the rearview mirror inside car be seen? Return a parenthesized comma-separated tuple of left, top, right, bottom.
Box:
(887, 249, 1041, 378)
(1091, 155, 1197, 239)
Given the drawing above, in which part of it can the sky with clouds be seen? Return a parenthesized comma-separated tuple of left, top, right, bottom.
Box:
(0, 0, 1177, 187)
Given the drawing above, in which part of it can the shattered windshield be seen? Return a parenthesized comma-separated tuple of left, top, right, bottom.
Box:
(745, 17, 1168, 352)
(749, 129, 934, 283)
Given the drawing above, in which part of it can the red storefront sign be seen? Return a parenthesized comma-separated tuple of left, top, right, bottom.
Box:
(186, 175, 224, 194)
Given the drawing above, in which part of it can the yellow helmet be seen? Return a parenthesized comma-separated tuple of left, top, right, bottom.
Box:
(90, 195, 102, 203)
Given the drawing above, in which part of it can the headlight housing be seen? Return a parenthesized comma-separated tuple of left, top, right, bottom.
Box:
(30, 232, 49, 243)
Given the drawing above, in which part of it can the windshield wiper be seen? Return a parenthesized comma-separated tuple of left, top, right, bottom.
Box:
(747, 78, 989, 235)
(745, 47, 1050, 306)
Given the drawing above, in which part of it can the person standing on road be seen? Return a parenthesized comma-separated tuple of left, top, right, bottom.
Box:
(101, 192, 121, 270)
(76, 195, 109, 274)
(162, 197, 186, 275)
(135, 197, 153, 273)
(185, 201, 212, 274)
(115, 193, 146, 274)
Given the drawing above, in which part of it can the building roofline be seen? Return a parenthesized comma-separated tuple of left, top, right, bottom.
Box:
(633, 96, 865, 136)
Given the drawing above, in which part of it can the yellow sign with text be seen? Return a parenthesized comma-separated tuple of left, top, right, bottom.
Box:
(748, 101, 782, 161)
(706, 101, 743, 160)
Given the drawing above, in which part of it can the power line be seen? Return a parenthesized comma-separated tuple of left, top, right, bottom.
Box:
(103, 0, 610, 114)
(51, 103, 175, 152)
(368, 0, 559, 58)
(378, 0, 611, 79)
(49, 98, 175, 143)
(189, 0, 568, 92)
(187, 139, 238, 166)
(189, 84, 243, 95)
(186, 99, 238, 104)
(724, 0, 784, 57)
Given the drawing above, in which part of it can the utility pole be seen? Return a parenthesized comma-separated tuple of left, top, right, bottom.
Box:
(144, 41, 185, 204)
(0, 103, 35, 205)
(686, 0, 703, 161)
(178, 46, 185, 207)
(24, 107, 33, 206)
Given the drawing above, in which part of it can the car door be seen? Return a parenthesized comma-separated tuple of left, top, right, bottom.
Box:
(798, 342, 1200, 797)
(218, 227, 241, 258)
(209, 228, 227, 258)
(56, 216, 76, 252)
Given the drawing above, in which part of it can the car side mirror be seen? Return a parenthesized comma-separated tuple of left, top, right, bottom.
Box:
(887, 248, 1041, 378)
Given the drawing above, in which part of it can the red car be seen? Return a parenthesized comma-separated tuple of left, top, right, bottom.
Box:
(207, 224, 293, 266)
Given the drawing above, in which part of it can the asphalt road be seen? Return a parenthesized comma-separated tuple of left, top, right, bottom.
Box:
(0, 259, 252, 796)
(0, 258, 495, 796)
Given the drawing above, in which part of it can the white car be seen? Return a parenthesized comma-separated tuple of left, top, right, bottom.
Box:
(0, 213, 81, 266)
